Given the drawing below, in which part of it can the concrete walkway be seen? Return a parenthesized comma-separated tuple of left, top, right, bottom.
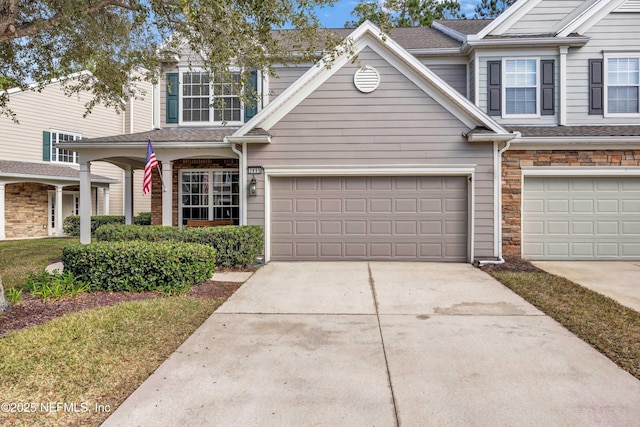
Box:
(534, 261, 640, 312)
(102, 262, 640, 427)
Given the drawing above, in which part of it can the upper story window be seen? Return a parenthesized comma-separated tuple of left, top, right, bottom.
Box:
(607, 57, 639, 114)
(504, 59, 538, 116)
(51, 131, 81, 164)
(487, 58, 554, 119)
(180, 70, 242, 125)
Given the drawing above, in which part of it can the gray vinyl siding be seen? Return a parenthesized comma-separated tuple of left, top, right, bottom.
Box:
(269, 65, 311, 99)
(247, 48, 495, 259)
(566, 13, 640, 125)
(503, 0, 586, 35)
(477, 52, 559, 126)
(424, 64, 467, 96)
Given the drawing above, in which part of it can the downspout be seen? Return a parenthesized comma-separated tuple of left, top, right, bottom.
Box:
(478, 135, 516, 267)
(229, 142, 244, 225)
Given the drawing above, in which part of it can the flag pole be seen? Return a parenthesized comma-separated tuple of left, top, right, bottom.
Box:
(155, 164, 167, 192)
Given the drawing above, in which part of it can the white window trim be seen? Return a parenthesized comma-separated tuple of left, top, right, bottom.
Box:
(50, 130, 81, 164)
(177, 67, 245, 127)
(502, 58, 540, 118)
(603, 53, 640, 118)
(502, 58, 540, 119)
(178, 168, 240, 225)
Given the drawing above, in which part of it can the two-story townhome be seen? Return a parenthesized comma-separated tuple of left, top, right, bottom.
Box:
(0, 73, 154, 240)
(62, 0, 640, 263)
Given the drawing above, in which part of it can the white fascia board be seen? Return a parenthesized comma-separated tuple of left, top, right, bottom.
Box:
(477, 0, 544, 39)
(557, 0, 626, 37)
(0, 173, 116, 185)
(521, 166, 640, 176)
(406, 48, 463, 56)
(236, 20, 510, 137)
(226, 135, 271, 144)
(463, 36, 589, 53)
(58, 142, 232, 150)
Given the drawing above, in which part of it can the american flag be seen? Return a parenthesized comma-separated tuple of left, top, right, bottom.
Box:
(143, 139, 158, 195)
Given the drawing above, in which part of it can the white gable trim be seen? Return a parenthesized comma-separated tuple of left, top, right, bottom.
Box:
(557, 0, 626, 37)
(473, 0, 543, 39)
(235, 21, 509, 137)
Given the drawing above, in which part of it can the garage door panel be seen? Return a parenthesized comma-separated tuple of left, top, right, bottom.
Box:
(271, 176, 468, 261)
(395, 199, 417, 212)
(523, 177, 640, 260)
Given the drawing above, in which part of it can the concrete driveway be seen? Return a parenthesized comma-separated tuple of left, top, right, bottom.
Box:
(534, 261, 640, 312)
(102, 262, 640, 427)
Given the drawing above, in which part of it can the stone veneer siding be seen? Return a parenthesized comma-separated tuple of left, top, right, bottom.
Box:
(502, 149, 640, 257)
(151, 158, 239, 226)
(5, 182, 51, 238)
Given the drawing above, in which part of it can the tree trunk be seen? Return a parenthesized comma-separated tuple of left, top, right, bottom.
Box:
(0, 276, 10, 313)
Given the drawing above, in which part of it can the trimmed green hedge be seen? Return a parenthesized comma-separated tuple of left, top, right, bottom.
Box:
(64, 213, 152, 236)
(62, 241, 216, 293)
(63, 215, 125, 236)
(134, 212, 152, 225)
(96, 224, 263, 268)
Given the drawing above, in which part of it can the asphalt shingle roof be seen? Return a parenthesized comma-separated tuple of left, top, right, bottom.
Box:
(0, 160, 115, 182)
(435, 19, 494, 35)
(86, 128, 249, 143)
(273, 26, 462, 51)
(508, 126, 640, 138)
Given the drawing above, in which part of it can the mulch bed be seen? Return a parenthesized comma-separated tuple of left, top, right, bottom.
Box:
(0, 281, 242, 338)
(478, 257, 547, 273)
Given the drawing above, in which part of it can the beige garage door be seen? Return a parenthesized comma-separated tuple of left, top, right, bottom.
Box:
(523, 177, 640, 260)
(270, 176, 468, 261)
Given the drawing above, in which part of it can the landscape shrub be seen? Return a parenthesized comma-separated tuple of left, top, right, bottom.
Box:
(63, 215, 125, 236)
(25, 270, 88, 301)
(62, 241, 216, 293)
(95, 224, 263, 268)
(134, 212, 152, 225)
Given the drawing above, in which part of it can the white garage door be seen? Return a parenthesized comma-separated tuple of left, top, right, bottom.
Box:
(523, 177, 640, 260)
(270, 176, 468, 261)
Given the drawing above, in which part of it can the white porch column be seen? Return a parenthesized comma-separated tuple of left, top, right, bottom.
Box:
(55, 185, 63, 236)
(162, 161, 173, 226)
(124, 167, 133, 225)
(79, 161, 92, 244)
(103, 187, 110, 215)
(0, 183, 5, 240)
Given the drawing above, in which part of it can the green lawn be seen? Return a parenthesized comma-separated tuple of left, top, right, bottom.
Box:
(0, 296, 221, 427)
(0, 238, 77, 289)
(488, 268, 640, 381)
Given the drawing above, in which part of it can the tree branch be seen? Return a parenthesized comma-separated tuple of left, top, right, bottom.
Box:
(0, 0, 137, 43)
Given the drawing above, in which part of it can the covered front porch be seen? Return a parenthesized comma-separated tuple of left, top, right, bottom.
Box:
(0, 160, 114, 240)
(58, 128, 269, 244)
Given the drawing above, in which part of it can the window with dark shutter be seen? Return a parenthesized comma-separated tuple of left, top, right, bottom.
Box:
(589, 59, 604, 115)
(487, 61, 501, 116)
(166, 73, 179, 124)
(244, 70, 258, 122)
(540, 60, 555, 116)
(42, 131, 51, 161)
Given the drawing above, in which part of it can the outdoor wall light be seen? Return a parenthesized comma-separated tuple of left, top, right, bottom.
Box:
(249, 176, 257, 196)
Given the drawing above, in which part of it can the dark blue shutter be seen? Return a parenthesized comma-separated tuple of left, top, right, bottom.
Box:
(42, 131, 51, 161)
(540, 60, 555, 116)
(487, 61, 502, 116)
(244, 70, 258, 122)
(589, 59, 604, 115)
(166, 73, 179, 124)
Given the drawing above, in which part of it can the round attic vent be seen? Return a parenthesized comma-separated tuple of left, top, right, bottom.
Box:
(353, 66, 380, 93)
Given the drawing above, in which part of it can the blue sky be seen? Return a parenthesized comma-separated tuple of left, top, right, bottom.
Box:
(316, 0, 482, 28)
